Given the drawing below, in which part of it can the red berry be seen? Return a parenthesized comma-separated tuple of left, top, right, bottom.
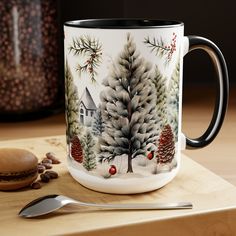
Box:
(147, 151, 154, 160)
(109, 165, 117, 175)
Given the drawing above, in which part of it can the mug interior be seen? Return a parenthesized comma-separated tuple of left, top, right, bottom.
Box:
(64, 18, 183, 29)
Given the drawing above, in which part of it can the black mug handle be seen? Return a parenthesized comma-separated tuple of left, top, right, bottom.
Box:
(184, 36, 229, 149)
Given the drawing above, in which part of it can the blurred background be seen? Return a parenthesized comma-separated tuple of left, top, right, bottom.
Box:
(0, 0, 233, 121)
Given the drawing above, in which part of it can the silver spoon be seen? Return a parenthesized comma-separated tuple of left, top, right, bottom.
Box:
(19, 194, 193, 218)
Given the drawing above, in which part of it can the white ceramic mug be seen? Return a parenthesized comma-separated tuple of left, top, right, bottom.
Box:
(64, 19, 229, 194)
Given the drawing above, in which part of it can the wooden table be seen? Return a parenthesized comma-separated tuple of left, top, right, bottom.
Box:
(1, 135, 236, 236)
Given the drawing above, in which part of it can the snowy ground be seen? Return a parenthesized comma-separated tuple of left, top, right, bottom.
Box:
(67, 148, 180, 194)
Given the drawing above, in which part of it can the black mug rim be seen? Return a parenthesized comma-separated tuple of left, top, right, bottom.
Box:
(64, 18, 184, 29)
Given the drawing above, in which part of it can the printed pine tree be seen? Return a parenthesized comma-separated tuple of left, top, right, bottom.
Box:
(99, 34, 158, 173)
(65, 60, 83, 144)
(168, 61, 180, 141)
(169, 112, 178, 142)
(82, 130, 97, 171)
(92, 107, 105, 136)
(151, 66, 168, 137)
(156, 124, 175, 164)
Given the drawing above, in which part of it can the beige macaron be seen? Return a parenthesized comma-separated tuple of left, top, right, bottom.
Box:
(0, 148, 38, 190)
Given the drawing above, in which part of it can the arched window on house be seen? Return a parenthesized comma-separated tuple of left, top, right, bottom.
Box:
(80, 108, 84, 124)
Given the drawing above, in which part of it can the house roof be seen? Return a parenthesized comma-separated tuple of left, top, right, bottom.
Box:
(80, 87, 97, 110)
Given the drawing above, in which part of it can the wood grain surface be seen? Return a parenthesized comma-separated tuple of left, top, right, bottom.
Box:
(0, 136, 236, 235)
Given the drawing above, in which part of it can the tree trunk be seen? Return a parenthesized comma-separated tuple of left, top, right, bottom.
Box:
(127, 153, 133, 173)
(126, 96, 133, 173)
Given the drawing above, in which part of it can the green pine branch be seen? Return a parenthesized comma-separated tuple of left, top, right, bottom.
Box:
(144, 33, 177, 64)
(69, 35, 102, 83)
(144, 36, 170, 57)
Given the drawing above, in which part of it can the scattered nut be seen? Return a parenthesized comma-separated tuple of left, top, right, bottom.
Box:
(31, 181, 41, 189)
(40, 173, 50, 183)
(46, 152, 61, 164)
(31, 152, 61, 189)
(45, 170, 58, 179)
(42, 158, 52, 164)
(52, 159, 61, 164)
(45, 152, 55, 159)
(42, 163, 52, 169)
(37, 164, 46, 173)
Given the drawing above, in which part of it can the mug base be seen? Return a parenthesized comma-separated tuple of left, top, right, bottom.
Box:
(67, 164, 179, 194)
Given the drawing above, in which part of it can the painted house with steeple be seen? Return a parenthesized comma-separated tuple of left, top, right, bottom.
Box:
(79, 87, 97, 126)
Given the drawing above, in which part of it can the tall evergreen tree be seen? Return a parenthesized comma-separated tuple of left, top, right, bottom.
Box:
(65, 60, 83, 143)
(151, 66, 168, 137)
(168, 61, 180, 141)
(92, 107, 105, 136)
(82, 130, 97, 171)
(99, 34, 158, 173)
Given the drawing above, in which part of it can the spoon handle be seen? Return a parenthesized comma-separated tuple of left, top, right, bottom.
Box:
(75, 201, 193, 210)
(58, 196, 193, 210)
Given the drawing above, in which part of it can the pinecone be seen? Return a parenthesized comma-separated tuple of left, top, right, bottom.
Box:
(156, 124, 175, 164)
(70, 135, 83, 163)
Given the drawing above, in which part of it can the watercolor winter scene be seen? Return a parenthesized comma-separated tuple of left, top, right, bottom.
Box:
(64, 27, 182, 193)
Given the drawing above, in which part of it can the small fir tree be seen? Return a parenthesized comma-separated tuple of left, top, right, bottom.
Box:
(156, 124, 175, 164)
(70, 135, 83, 163)
(99, 34, 158, 173)
(65, 60, 83, 144)
(151, 66, 168, 137)
(168, 61, 180, 141)
(92, 107, 105, 136)
(169, 111, 178, 142)
(82, 130, 97, 171)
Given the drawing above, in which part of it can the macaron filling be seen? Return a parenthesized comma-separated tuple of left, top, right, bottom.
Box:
(0, 168, 38, 181)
